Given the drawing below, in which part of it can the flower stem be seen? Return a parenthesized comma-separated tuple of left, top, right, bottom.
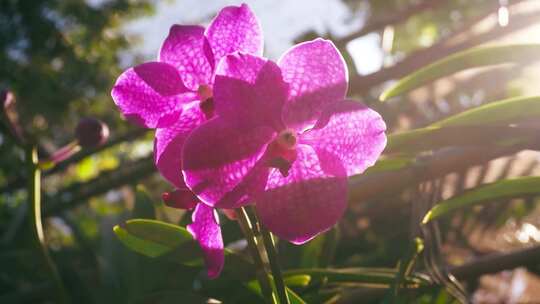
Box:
(252, 208, 290, 304)
(27, 146, 68, 303)
(235, 207, 276, 304)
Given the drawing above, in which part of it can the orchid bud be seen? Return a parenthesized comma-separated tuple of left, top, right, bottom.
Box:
(1, 89, 13, 108)
(75, 117, 109, 148)
(1, 89, 26, 144)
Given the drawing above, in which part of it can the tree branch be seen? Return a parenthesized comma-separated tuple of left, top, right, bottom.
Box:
(43, 155, 155, 216)
(0, 128, 148, 195)
(335, 0, 444, 48)
(348, 141, 540, 205)
(348, 1, 537, 95)
(450, 244, 540, 280)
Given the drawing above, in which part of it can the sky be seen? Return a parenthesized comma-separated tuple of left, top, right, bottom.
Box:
(124, 0, 384, 74)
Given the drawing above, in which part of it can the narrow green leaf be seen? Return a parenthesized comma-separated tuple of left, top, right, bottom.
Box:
(433, 96, 540, 128)
(364, 157, 414, 174)
(113, 219, 201, 261)
(387, 96, 540, 153)
(386, 126, 537, 153)
(423, 176, 540, 223)
(380, 44, 540, 101)
(284, 268, 425, 286)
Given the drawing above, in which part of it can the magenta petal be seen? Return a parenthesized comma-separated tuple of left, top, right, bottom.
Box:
(301, 100, 387, 176)
(162, 188, 198, 210)
(279, 39, 348, 131)
(187, 203, 224, 279)
(214, 53, 287, 129)
(182, 117, 274, 208)
(255, 145, 348, 244)
(111, 62, 196, 128)
(159, 25, 214, 90)
(205, 4, 263, 66)
(154, 104, 206, 188)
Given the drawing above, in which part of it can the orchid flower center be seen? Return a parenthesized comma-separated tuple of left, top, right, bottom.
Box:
(197, 84, 214, 119)
(266, 129, 298, 177)
(276, 129, 297, 150)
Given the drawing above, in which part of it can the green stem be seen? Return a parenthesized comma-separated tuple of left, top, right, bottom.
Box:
(236, 207, 276, 304)
(253, 208, 290, 304)
(27, 146, 68, 304)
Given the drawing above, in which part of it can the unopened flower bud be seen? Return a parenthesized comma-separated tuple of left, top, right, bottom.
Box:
(75, 117, 109, 148)
(1, 90, 14, 108)
(1, 89, 26, 144)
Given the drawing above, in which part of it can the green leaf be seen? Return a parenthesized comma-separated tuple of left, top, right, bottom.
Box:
(386, 96, 540, 153)
(364, 157, 414, 173)
(113, 219, 201, 263)
(114, 220, 256, 282)
(284, 268, 426, 286)
(380, 44, 540, 101)
(432, 96, 540, 128)
(423, 176, 540, 223)
(386, 125, 536, 153)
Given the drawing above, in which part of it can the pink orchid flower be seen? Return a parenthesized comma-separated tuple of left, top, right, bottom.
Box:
(182, 39, 387, 245)
(111, 4, 263, 279)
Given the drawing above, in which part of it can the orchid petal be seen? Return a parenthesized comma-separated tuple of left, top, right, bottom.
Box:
(162, 188, 199, 210)
(205, 4, 263, 66)
(159, 25, 214, 90)
(214, 53, 287, 129)
(255, 145, 348, 244)
(111, 62, 196, 128)
(278, 39, 348, 131)
(182, 117, 274, 208)
(300, 100, 387, 176)
(187, 204, 224, 279)
(154, 103, 206, 188)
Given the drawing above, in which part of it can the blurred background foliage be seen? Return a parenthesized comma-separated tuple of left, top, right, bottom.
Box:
(3, 0, 540, 303)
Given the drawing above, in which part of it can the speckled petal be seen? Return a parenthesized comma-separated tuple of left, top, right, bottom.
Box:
(255, 145, 348, 245)
(159, 25, 214, 90)
(214, 53, 287, 129)
(187, 203, 224, 279)
(182, 117, 274, 208)
(205, 4, 263, 66)
(111, 62, 196, 128)
(300, 100, 387, 176)
(278, 39, 348, 131)
(154, 103, 206, 188)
